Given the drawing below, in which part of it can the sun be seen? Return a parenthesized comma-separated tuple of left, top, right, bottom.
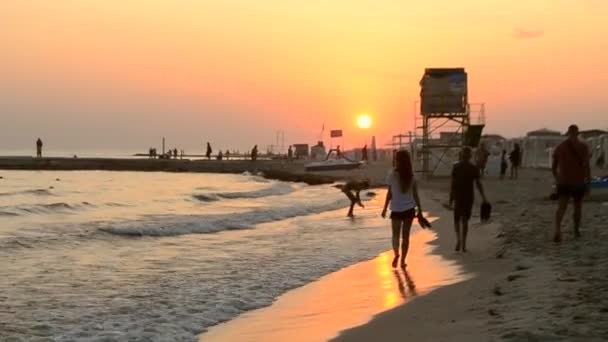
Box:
(356, 114, 372, 129)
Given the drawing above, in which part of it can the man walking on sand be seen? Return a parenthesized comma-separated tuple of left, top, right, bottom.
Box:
(450, 147, 488, 252)
(552, 124, 590, 243)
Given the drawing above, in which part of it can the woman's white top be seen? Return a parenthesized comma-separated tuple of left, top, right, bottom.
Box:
(386, 170, 417, 212)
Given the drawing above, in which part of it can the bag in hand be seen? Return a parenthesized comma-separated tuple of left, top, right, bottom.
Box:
(480, 202, 492, 222)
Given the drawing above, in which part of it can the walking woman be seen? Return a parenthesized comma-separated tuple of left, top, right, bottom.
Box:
(381, 150, 424, 269)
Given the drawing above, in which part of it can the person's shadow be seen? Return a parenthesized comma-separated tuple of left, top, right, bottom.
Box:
(393, 269, 417, 298)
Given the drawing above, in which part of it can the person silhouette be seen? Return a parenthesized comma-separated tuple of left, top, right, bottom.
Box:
(339, 179, 370, 217)
(206, 142, 212, 160)
(36, 138, 43, 158)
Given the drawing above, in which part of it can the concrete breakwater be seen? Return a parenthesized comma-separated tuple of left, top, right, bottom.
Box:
(0, 157, 339, 185)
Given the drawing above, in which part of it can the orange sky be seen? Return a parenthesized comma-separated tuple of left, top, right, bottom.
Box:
(1, 0, 607, 152)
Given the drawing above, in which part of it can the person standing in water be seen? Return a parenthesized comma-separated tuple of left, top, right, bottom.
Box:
(36, 138, 43, 158)
(339, 179, 370, 217)
(450, 147, 488, 252)
(381, 150, 424, 269)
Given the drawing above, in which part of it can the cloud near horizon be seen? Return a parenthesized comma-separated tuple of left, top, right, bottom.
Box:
(512, 28, 545, 39)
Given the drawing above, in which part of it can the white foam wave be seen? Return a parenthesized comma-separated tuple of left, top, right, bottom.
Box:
(0, 188, 54, 197)
(101, 198, 346, 236)
(193, 182, 294, 202)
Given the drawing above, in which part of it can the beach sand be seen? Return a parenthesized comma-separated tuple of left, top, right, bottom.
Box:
(201, 226, 467, 342)
(334, 167, 608, 341)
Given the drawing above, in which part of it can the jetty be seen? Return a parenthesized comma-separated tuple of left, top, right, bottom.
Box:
(0, 156, 339, 185)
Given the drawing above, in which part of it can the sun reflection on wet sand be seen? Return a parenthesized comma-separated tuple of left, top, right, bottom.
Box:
(201, 229, 469, 342)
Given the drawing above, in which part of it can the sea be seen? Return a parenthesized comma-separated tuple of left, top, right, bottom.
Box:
(0, 168, 408, 341)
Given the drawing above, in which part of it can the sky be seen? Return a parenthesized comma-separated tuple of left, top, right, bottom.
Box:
(1, 0, 607, 153)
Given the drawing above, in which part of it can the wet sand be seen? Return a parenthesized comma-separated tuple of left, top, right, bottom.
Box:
(201, 218, 469, 342)
(204, 166, 608, 341)
(337, 168, 608, 341)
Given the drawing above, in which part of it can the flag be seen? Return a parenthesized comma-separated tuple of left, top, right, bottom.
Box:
(330, 129, 343, 138)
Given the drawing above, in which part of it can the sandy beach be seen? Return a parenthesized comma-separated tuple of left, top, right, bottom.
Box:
(2, 158, 606, 341)
(199, 163, 608, 341)
(334, 167, 608, 341)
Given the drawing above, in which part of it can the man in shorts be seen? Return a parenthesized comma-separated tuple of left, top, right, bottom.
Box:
(552, 124, 591, 243)
(450, 147, 488, 252)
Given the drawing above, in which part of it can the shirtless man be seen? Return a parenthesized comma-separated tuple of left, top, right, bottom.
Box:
(552, 124, 590, 243)
(450, 147, 488, 252)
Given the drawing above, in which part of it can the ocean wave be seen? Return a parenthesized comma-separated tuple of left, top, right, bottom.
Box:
(0, 201, 100, 216)
(192, 182, 294, 202)
(101, 198, 347, 237)
(0, 189, 54, 197)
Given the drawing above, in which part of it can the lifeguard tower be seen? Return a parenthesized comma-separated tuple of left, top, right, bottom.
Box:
(415, 68, 485, 178)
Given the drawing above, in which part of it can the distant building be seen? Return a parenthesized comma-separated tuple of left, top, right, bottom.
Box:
(520, 128, 563, 168)
(481, 134, 507, 155)
(310, 141, 326, 160)
(579, 129, 608, 139)
(526, 128, 561, 137)
(293, 143, 310, 159)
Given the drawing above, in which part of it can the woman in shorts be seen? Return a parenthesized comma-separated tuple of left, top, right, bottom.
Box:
(381, 150, 424, 269)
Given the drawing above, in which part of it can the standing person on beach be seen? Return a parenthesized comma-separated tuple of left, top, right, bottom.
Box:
(509, 143, 522, 179)
(475, 142, 490, 178)
(36, 138, 43, 158)
(500, 149, 508, 179)
(251, 145, 258, 161)
(206, 142, 212, 160)
(450, 147, 488, 252)
(361, 144, 368, 162)
(552, 124, 591, 243)
(381, 150, 424, 269)
(339, 179, 370, 217)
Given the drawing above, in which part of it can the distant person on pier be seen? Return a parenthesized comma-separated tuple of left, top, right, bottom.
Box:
(206, 142, 213, 160)
(251, 145, 258, 161)
(361, 144, 368, 161)
(217, 150, 223, 160)
(173, 148, 178, 159)
(450, 147, 489, 252)
(509, 143, 522, 179)
(287, 145, 293, 162)
(475, 142, 490, 177)
(36, 138, 43, 158)
(225, 150, 230, 160)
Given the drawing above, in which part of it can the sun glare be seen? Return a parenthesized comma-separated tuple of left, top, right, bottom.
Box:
(356, 114, 372, 129)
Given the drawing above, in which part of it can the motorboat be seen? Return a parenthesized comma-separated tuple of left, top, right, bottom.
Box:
(304, 158, 362, 171)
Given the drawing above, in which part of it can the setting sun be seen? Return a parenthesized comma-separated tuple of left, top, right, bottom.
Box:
(357, 114, 372, 129)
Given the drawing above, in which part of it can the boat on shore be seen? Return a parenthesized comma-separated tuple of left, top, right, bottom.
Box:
(591, 176, 608, 197)
(304, 158, 362, 171)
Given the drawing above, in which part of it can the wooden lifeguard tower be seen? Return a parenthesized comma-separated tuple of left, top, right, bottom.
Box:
(415, 68, 485, 178)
